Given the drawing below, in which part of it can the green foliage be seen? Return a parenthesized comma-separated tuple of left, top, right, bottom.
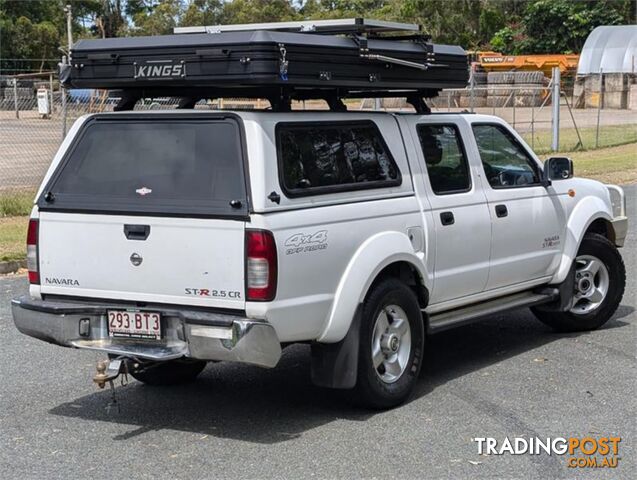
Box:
(221, 0, 299, 24)
(490, 26, 516, 54)
(491, 0, 629, 54)
(131, 0, 182, 35)
(0, 191, 34, 218)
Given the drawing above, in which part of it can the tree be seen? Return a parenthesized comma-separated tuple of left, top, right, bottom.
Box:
(181, 0, 224, 27)
(490, 0, 632, 54)
(221, 0, 299, 24)
(131, 0, 183, 36)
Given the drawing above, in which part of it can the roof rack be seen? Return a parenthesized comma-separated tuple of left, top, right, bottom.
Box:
(174, 18, 421, 36)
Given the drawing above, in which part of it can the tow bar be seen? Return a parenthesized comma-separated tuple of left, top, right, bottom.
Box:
(93, 358, 130, 412)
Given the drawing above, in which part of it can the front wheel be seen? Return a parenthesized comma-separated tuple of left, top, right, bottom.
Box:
(532, 233, 625, 332)
(354, 278, 424, 409)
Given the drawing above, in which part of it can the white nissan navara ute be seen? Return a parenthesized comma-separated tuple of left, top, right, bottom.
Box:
(12, 110, 627, 408)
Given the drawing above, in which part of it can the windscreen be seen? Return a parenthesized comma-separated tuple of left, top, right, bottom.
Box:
(41, 117, 247, 216)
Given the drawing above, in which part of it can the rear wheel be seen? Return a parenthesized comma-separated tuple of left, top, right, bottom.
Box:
(532, 233, 625, 332)
(129, 359, 207, 386)
(355, 278, 424, 409)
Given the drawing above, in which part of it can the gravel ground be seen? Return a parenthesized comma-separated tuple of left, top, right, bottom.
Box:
(0, 186, 634, 480)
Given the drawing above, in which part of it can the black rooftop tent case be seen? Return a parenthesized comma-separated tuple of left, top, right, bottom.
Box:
(60, 19, 469, 106)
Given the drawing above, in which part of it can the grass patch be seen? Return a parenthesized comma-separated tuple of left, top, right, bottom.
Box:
(0, 216, 28, 262)
(0, 191, 35, 217)
(524, 124, 637, 155)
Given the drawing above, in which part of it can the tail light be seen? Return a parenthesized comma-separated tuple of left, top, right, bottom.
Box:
(26, 219, 39, 284)
(246, 229, 277, 301)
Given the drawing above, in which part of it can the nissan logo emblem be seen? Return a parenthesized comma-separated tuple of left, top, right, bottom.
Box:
(130, 253, 143, 266)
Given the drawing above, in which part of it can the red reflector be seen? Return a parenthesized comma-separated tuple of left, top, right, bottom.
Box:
(26, 219, 39, 285)
(246, 229, 277, 301)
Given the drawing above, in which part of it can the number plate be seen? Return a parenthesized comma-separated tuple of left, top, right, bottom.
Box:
(107, 310, 161, 340)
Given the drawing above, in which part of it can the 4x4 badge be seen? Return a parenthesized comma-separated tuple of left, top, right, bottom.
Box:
(130, 253, 143, 266)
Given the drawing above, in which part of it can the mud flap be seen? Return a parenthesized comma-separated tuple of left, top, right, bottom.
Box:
(535, 263, 577, 312)
(310, 305, 362, 389)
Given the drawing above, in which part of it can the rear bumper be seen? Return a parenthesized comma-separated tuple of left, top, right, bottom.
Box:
(11, 296, 281, 368)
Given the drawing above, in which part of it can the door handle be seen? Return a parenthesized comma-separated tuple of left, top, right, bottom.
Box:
(440, 211, 455, 226)
(124, 224, 151, 241)
(495, 204, 508, 218)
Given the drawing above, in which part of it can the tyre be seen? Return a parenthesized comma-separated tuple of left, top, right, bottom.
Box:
(514, 71, 545, 84)
(354, 278, 424, 409)
(129, 359, 207, 386)
(487, 71, 514, 84)
(532, 233, 625, 332)
(513, 83, 547, 97)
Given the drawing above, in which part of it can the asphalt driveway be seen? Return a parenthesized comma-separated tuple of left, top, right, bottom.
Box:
(0, 186, 635, 480)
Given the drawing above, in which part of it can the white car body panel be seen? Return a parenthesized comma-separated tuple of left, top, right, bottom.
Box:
(25, 110, 625, 346)
(38, 212, 246, 309)
(401, 115, 492, 303)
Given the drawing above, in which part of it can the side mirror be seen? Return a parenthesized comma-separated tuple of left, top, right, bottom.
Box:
(543, 157, 573, 185)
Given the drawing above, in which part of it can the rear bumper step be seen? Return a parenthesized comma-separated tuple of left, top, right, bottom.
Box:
(11, 296, 281, 368)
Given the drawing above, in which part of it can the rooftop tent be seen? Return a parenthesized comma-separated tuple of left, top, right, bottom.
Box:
(59, 18, 469, 111)
(577, 25, 637, 75)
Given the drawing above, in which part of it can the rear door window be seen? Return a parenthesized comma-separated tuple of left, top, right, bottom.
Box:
(417, 124, 471, 195)
(40, 116, 247, 217)
(276, 121, 401, 197)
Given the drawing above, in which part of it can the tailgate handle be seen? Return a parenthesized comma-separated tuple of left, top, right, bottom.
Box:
(124, 224, 150, 241)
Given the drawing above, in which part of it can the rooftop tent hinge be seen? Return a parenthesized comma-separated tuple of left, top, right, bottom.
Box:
(278, 43, 288, 81)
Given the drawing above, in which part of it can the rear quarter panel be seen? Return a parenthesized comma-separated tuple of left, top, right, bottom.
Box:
(241, 112, 423, 342)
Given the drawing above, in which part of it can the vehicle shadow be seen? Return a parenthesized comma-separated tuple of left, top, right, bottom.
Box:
(49, 306, 633, 444)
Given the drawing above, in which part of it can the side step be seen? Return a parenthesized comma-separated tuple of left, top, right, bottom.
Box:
(426, 289, 558, 334)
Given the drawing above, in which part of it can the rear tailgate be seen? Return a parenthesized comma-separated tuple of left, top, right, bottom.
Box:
(38, 213, 245, 308)
(35, 113, 248, 309)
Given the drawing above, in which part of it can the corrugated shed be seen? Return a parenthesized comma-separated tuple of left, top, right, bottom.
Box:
(577, 25, 637, 75)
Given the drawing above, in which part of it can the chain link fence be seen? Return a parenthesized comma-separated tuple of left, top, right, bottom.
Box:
(1, 77, 636, 201)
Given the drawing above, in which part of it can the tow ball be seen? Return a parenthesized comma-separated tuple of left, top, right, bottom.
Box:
(93, 358, 130, 413)
(92, 358, 127, 388)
